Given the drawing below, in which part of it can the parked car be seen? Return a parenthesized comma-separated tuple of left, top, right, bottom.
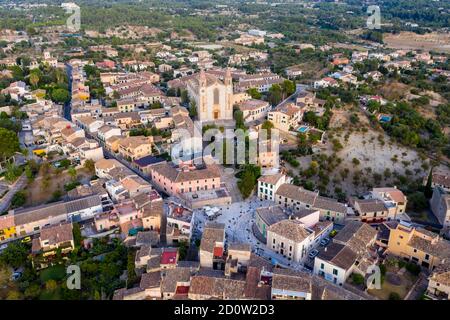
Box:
(308, 249, 319, 259)
(21, 236, 31, 243)
(320, 237, 331, 246)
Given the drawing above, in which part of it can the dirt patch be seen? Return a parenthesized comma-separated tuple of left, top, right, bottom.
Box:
(368, 262, 419, 300)
(386, 272, 402, 286)
(295, 107, 428, 197)
(25, 167, 92, 207)
(384, 32, 450, 54)
(377, 82, 411, 101)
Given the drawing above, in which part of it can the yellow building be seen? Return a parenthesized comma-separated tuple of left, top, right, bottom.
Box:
(0, 214, 16, 241)
(387, 221, 450, 270)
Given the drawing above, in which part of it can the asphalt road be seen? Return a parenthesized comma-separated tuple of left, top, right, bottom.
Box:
(0, 174, 27, 213)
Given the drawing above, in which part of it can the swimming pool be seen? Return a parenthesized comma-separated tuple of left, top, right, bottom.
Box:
(379, 115, 392, 123)
(297, 126, 310, 133)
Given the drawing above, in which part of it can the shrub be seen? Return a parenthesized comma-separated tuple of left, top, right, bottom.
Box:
(406, 262, 421, 276)
(352, 273, 365, 285)
(11, 191, 26, 208)
(380, 264, 387, 276)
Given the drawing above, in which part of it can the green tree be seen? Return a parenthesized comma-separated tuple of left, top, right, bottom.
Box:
(84, 159, 95, 175)
(45, 279, 58, 291)
(178, 240, 188, 260)
(246, 88, 262, 99)
(11, 191, 26, 208)
(261, 120, 274, 138)
(4, 163, 21, 182)
(407, 192, 428, 211)
(268, 84, 282, 106)
(126, 250, 137, 288)
(0, 242, 29, 269)
(237, 165, 261, 199)
(51, 88, 70, 104)
(24, 283, 41, 299)
(0, 128, 20, 161)
(189, 100, 197, 118)
(72, 223, 82, 247)
(6, 291, 22, 300)
(68, 166, 77, 181)
(181, 90, 189, 105)
(29, 72, 39, 88)
(234, 109, 245, 130)
(281, 79, 295, 99)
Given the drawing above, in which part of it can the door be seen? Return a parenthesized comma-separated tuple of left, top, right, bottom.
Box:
(214, 110, 219, 119)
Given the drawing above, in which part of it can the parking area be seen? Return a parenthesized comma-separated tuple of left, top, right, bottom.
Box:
(193, 196, 271, 239)
(192, 196, 311, 271)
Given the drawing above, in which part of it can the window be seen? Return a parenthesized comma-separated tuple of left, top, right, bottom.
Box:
(333, 269, 338, 276)
(214, 88, 220, 104)
(425, 254, 430, 261)
(321, 263, 324, 269)
(273, 239, 275, 244)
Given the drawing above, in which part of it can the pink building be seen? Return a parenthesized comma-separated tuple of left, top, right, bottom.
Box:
(149, 161, 221, 197)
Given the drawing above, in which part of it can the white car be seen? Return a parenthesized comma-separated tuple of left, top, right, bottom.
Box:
(308, 249, 319, 259)
(320, 237, 330, 246)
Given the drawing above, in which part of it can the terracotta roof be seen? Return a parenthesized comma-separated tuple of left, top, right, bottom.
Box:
(161, 267, 191, 294)
(189, 274, 246, 299)
(140, 271, 161, 289)
(355, 198, 387, 213)
(408, 235, 450, 260)
(256, 206, 287, 226)
(244, 266, 271, 299)
(276, 184, 318, 206)
(136, 231, 159, 247)
(272, 268, 312, 293)
(200, 223, 225, 253)
(237, 99, 269, 112)
(161, 249, 178, 265)
(431, 173, 450, 189)
(333, 221, 378, 254)
(317, 242, 357, 270)
(95, 158, 123, 171)
(276, 183, 347, 214)
(258, 173, 284, 185)
(151, 162, 221, 184)
(117, 136, 153, 150)
(38, 222, 73, 247)
(14, 195, 101, 226)
(430, 262, 450, 286)
(268, 219, 312, 242)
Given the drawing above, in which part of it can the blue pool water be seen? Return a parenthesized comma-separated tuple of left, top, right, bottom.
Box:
(298, 126, 309, 133)
(379, 115, 392, 123)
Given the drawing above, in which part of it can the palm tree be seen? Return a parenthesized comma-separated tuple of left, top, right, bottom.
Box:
(29, 73, 39, 88)
(55, 68, 65, 84)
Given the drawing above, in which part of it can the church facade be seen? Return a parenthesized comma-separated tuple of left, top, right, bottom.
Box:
(186, 69, 234, 122)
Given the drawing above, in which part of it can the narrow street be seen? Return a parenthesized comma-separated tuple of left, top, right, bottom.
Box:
(0, 174, 27, 213)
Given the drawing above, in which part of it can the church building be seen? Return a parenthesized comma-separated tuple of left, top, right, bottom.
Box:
(186, 69, 234, 122)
